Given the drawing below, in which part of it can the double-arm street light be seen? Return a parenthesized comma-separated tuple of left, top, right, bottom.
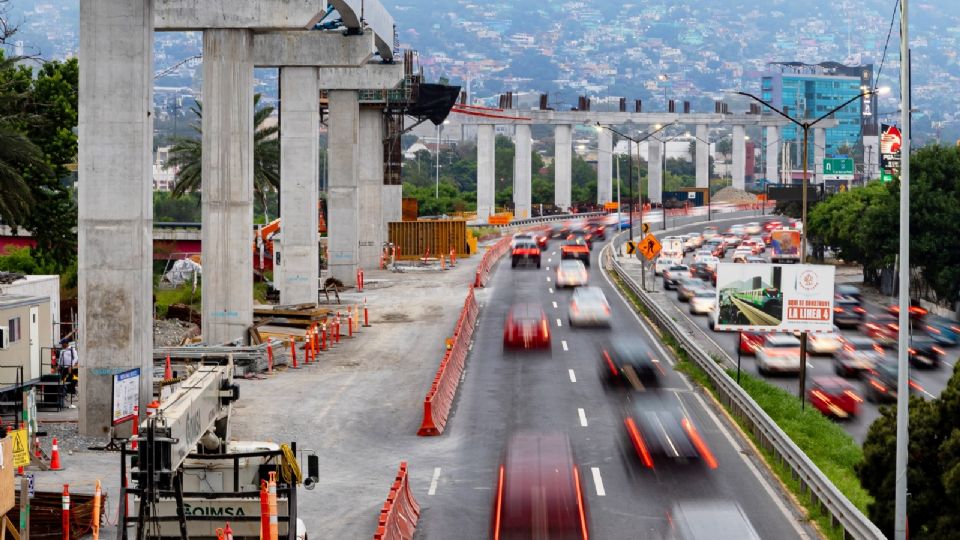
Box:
(596, 122, 676, 243)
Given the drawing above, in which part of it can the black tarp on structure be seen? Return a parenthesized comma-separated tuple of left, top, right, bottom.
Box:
(407, 83, 461, 125)
(768, 185, 823, 202)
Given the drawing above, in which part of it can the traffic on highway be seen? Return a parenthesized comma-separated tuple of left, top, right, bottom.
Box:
(418, 215, 813, 539)
(637, 216, 957, 442)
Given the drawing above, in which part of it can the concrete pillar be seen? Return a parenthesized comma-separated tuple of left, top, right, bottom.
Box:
(327, 90, 360, 285)
(597, 127, 613, 204)
(201, 29, 254, 345)
(78, 0, 154, 436)
(765, 126, 780, 184)
(513, 124, 532, 219)
(695, 124, 710, 189)
(813, 127, 826, 185)
(279, 67, 319, 305)
(476, 124, 495, 220)
(647, 139, 663, 204)
(554, 124, 572, 210)
(358, 108, 384, 269)
(732, 124, 746, 190)
(382, 184, 401, 244)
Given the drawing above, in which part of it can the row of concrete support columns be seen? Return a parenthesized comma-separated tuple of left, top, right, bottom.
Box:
(554, 125, 572, 211)
(596, 128, 612, 205)
(513, 125, 532, 219)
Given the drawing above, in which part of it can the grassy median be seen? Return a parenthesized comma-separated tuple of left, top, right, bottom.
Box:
(607, 264, 872, 539)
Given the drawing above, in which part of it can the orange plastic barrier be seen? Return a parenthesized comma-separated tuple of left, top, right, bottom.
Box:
(418, 287, 479, 436)
(474, 237, 512, 288)
(373, 462, 421, 540)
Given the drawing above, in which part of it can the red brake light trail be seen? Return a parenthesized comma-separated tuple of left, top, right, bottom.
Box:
(493, 465, 504, 540)
(844, 390, 864, 403)
(682, 418, 718, 469)
(572, 465, 589, 540)
(624, 417, 654, 468)
(602, 350, 618, 376)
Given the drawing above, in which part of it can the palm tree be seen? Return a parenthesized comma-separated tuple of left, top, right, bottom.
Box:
(166, 93, 280, 221)
(0, 122, 41, 226)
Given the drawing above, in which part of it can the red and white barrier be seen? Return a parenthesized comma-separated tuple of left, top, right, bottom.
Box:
(373, 462, 421, 540)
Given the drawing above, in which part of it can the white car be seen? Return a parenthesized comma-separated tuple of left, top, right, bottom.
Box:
(568, 286, 612, 327)
(683, 234, 700, 252)
(689, 290, 717, 315)
(693, 250, 714, 263)
(556, 259, 588, 288)
(803, 326, 844, 355)
(756, 335, 802, 374)
(702, 226, 720, 240)
(511, 232, 534, 247)
(730, 224, 746, 236)
(655, 255, 683, 275)
(744, 222, 762, 235)
(700, 256, 720, 272)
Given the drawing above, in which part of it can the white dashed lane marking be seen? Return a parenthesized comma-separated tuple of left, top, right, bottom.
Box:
(578, 408, 588, 427)
(568, 369, 577, 382)
(556, 319, 562, 327)
(552, 301, 558, 309)
(428, 467, 441, 495)
(591, 467, 606, 496)
(561, 340, 568, 351)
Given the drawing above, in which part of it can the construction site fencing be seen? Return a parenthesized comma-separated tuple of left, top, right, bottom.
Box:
(388, 220, 469, 260)
(373, 461, 421, 540)
(606, 234, 883, 540)
(417, 286, 479, 436)
(473, 237, 512, 288)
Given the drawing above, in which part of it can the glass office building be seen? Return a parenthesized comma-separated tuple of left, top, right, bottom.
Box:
(761, 64, 871, 172)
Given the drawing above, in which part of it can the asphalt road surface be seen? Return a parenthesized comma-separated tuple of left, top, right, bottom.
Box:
(415, 234, 815, 539)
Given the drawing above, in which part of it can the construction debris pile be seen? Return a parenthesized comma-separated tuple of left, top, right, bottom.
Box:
(711, 186, 758, 203)
(153, 318, 200, 347)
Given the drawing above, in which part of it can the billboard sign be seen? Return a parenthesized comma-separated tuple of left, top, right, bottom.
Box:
(715, 263, 836, 333)
(880, 123, 901, 182)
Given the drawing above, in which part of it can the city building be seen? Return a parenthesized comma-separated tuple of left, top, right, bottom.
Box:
(761, 62, 875, 173)
(153, 146, 177, 191)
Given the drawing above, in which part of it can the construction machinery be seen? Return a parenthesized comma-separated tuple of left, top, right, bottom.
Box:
(119, 358, 316, 539)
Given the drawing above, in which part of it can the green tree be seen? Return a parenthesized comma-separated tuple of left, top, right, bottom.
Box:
(858, 369, 960, 538)
(166, 94, 280, 221)
(0, 51, 46, 228)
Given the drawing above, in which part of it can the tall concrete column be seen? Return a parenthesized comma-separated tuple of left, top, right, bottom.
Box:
(279, 67, 320, 305)
(554, 124, 572, 210)
(732, 124, 746, 190)
(765, 126, 780, 184)
(476, 124, 495, 220)
(78, 0, 154, 436)
(597, 127, 613, 204)
(813, 127, 826, 185)
(382, 184, 401, 244)
(647, 139, 663, 204)
(695, 124, 710, 189)
(513, 124, 532, 219)
(358, 108, 384, 269)
(327, 90, 360, 285)
(201, 29, 254, 345)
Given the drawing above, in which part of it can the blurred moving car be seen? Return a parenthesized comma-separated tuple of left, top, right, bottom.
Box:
(503, 304, 551, 349)
(706, 239, 726, 258)
(569, 286, 612, 327)
(731, 249, 752, 263)
(864, 359, 924, 403)
(756, 335, 802, 375)
(492, 432, 590, 540)
(702, 226, 720, 240)
(561, 238, 591, 266)
(662, 265, 690, 290)
(567, 231, 594, 250)
(688, 262, 712, 282)
(667, 500, 761, 540)
(924, 316, 960, 347)
(909, 335, 944, 369)
(763, 220, 782, 232)
(833, 337, 884, 377)
(600, 340, 662, 389)
(511, 240, 542, 268)
(739, 332, 765, 356)
(744, 222, 762, 235)
(861, 314, 899, 348)
(833, 296, 866, 328)
(739, 240, 762, 255)
(835, 284, 862, 302)
(693, 249, 714, 263)
(806, 327, 843, 355)
(556, 259, 589, 288)
(535, 232, 549, 249)
(746, 256, 766, 264)
(808, 376, 862, 419)
(621, 394, 718, 469)
(729, 224, 746, 236)
(690, 290, 717, 315)
(676, 278, 702, 302)
(510, 232, 534, 247)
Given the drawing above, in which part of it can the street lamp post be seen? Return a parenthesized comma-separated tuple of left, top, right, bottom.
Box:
(736, 87, 888, 411)
(435, 123, 441, 198)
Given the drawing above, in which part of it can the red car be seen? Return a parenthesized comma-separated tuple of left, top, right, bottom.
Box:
(492, 432, 590, 540)
(535, 233, 549, 250)
(738, 332, 765, 356)
(861, 314, 899, 348)
(561, 238, 591, 266)
(807, 376, 862, 419)
(511, 240, 542, 268)
(886, 304, 928, 321)
(761, 232, 772, 245)
(763, 220, 782, 232)
(503, 304, 551, 349)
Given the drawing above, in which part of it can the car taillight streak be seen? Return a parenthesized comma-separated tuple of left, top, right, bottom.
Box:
(572, 465, 589, 540)
(493, 464, 504, 540)
(844, 390, 864, 403)
(933, 347, 946, 355)
(602, 350, 618, 376)
(624, 417, 654, 468)
(681, 418, 718, 469)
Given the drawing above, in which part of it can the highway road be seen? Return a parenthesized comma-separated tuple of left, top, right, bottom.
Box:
(631, 216, 958, 443)
(416, 233, 815, 538)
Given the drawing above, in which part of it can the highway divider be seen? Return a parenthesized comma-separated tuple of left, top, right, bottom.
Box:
(604, 242, 884, 540)
(474, 237, 512, 288)
(418, 286, 479, 436)
(372, 461, 421, 540)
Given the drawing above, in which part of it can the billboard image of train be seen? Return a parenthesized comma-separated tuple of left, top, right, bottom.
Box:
(717, 266, 784, 327)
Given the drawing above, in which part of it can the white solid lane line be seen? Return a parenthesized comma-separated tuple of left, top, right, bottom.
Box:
(428, 467, 441, 496)
(552, 301, 558, 309)
(556, 318, 562, 327)
(568, 369, 577, 382)
(561, 340, 569, 351)
(591, 467, 606, 496)
(578, 408, 588, 427)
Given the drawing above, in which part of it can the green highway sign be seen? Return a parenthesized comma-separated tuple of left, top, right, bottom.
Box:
(823, 158, 855, 180)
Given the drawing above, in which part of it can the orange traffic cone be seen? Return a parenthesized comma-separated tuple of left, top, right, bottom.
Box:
(224, 522, 234, 540)
(34, 434, 41, 458)
(164, 354, 173, 380)
(50, 437, 63, 471)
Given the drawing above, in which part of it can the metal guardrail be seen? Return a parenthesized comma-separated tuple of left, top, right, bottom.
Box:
(481, 211, 607, 228)
(605, 240, 885, 539)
